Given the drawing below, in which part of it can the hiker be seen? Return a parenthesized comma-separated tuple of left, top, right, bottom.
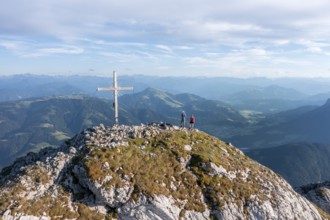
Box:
(190, 114, 195, 129)
(181, 111, 186, 128)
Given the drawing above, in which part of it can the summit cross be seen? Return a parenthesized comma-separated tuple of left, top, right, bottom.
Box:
(97, 71, 133, 125)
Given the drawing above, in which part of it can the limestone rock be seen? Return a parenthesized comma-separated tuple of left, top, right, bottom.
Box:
(0, 123, 328, 219)
(118, 195, 182, 219)
(297, 181, 330, 215)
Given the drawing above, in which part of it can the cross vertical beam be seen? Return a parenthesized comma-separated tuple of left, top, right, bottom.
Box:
(113, 71, 119, 125)
(97, 71, 133, 125)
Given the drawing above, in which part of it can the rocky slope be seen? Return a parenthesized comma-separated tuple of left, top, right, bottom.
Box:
(297, 181, 330, 215)
(0, 123, 328, 219)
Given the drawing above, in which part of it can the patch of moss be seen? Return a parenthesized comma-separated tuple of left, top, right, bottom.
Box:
(84, 130, 207, 212)
(0, 194, 13, 213)
(0, 184, 26, 213)
(83, 129, 284, 213)
(77, 204, 105, 220)
(187, 131, 274, 211)
(18, 190, 78, 219)
(26, 166, 50, 185)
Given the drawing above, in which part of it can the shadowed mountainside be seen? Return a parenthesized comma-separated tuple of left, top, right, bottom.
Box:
(246, 142, 330, 187)
(231, 99, 330, 149)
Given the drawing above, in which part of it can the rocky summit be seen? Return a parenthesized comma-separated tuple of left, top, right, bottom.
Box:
(0, 123, 328, 220)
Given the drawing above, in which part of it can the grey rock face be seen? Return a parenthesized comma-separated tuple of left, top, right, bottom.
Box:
(118, 195, 181, 220)
(210, 171, 322, 220)
(0, 123, 328, 219)
(118, 194, 210, 220)
(297, 181, 330, 215)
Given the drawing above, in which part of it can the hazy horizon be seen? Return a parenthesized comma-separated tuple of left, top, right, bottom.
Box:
(3, 73, 330, 80)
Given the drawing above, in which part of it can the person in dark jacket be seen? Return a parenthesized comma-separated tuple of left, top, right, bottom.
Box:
(181, 111, 186, 128)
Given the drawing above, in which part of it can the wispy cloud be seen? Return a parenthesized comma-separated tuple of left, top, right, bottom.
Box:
(175, 45, 194, 50)
(155, 44, 173, 53)
(306, 47, 323, 54)
(0, 41, 20, 50)
(39, 46, 83, 55)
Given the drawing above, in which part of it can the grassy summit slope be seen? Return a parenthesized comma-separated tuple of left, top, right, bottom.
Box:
(85, 129, 261, 211)
(0, 124, 327, 219)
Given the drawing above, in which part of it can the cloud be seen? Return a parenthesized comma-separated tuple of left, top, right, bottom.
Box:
(273, 40, 290, 46)
(155, 44, 173, 53)
(2, 0, 330, 77)
(2, 0, 330, 42)
(0, 39, 29, 56)
(175, 46, 194, 50)
(246, 48, 269, 57)
(24, 46, 84, 57)
(99, 51, 154, 63)
(307, 47, 323, 54)
(203, 22, 264, 33)
(39, 47, 84, 55)
(0, 41, 20, 50)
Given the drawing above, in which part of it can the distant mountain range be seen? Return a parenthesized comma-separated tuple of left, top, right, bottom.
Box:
(120, 88, 249, 137)
(2, 84, 330, 188)
(231, 99, 330, 148)
(0, 95, 114, 169)
(0, 88, 248, 169)
(229, 85, 306, 101)
(223, 85, 309, 113)
(2, 74, 330, 113)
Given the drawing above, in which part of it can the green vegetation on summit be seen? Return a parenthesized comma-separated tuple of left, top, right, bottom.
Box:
(0, 124, 326, 219)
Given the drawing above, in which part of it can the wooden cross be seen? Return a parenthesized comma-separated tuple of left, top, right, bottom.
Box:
(97, 71, 133, 125)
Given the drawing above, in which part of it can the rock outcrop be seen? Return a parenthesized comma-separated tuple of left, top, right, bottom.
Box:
(297, 181, 330, 216)
(0, 123, 328, 219)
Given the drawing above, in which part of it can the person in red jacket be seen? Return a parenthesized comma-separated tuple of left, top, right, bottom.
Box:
(189, 114, 195, 129)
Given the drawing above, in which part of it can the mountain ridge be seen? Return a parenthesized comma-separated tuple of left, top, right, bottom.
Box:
(232, 98, 330, 148)
(0, 89, 249, 170)
(3, 74, 330, 111)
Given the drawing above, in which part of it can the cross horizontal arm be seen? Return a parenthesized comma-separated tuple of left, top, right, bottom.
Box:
(97, 86, 134, 91)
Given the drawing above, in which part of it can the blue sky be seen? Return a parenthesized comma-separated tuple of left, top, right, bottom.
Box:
(1, 0, 330, 77)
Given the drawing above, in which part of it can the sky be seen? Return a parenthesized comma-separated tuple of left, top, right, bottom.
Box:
(1, 0, 330, 78)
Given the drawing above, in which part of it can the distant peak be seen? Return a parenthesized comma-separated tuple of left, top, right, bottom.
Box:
(325, 98, 330, 106)
(144, 87, 160, 91)
(143, 87, 166, 93)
